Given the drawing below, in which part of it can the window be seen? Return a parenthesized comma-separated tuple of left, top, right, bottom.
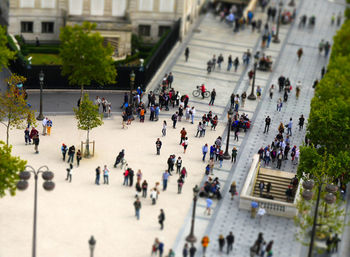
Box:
(158, 26, 170, 37)
(21, 22, 33, 33)
(139, 0, 153, 11)
(139, 25, 151, 37)
(42, 22, 54, 33)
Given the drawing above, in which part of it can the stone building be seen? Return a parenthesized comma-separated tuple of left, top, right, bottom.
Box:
(8, 0, 205, 58)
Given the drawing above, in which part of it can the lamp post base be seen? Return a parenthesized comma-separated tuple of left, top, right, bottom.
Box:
(186, 234, 197, 244)
(273, 37, 280, 44)
(36, 113, 44, 121)
(223, 151, 231, 160)
(247, 93, 256, 100)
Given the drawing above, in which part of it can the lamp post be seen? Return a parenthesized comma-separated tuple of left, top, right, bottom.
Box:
(16, 165, 55, 257)
(248, 62, 257, 100)
(223, 108, 234, 160)
(186, 185, 200, 243)
(302, 180, 337, 257)
(88, 236, 96, 257)
(273, 5, 282, 43)
(288, 0, 295, 7)
(36, 70, 45, 120)
(129, 70, 135, 110)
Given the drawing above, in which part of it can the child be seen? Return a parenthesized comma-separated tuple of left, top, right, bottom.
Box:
(46, 119, 52, 135)
(24, 128, 31, 145)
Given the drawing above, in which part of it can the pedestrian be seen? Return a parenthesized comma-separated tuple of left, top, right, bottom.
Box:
(156, 138, 162, 155)
(266, 182, 271, 193)
(229, 181, 237, 200)
(158, 209, 165, 230)
(264, 116, 271, 133)
(277, 98, 282, 112)
(182, 137, 188, 153)
(195, 122, 203, 137)
(32, 133, 40, 154)
(269, 84, 274, 99)
(95, 166, 100, 185)
(257, 206, 266, 224)
(332, 234, 341, 253)
(256, 86, 262, 100)
(226, 232, 234, 254)
(297, 48, 303, 61)
(299, 114, 305, 130)
(287, 118, 293, 136)
(162, 121, 167, 136)
(66, 163, 73, 182)
(151, 188, 157, 205)
(185, 47, 189, 62)
(60, 144, 67, 161)
(201, 236, 210, 256)
(321, 66, 326, 78)
(133, 196, 141, 220)
(190, 107, 195, 124)
(180, 128, 187, 145)
(67, 145, 75, 163)
(24, 127, 31, 145)
(177, 177, 184, 194)
(260, 241, 266, 257)
(219, 150, 224, 168)
(234, 127, 239, 141)
(227, 55, 233, 71)
(162, 170, 169, 191)
(158, 241, 164, 257)
(337, 12, 342, 26)
(176, 156, 182, 174)
(218, 235, 225, 252)
(171, 112, 178, 128)
(266, 240, 274, 257)
(209, 89, 216, 105)
(241, 91, 246, 107)
(183, 243, 189, 257)
(103, 165, 109, 185)
(202, 143, 208, 161)
(46, 119, 52, 135)
(233, 57, 239, 72)
(140, 180, 148, 197)
(42, 117, 48, 135)
(259, 181, 265, 196)
(231, 147, 237, 163)
(151, 238, 159, 256)
(74, 149, 82, 167)
(324, 41, 331, 57)
(189, 244, 196, 257)
(205, 198, 213, 215)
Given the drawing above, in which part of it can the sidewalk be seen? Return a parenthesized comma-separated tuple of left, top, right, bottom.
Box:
(166, 0, 346, 256)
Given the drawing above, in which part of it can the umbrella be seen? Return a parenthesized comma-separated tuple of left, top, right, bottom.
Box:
(251, 201, 258, 208)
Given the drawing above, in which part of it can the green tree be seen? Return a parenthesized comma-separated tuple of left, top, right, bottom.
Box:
(331, 19, 350, 60)
(0, 74, 36, 145)
(59, 22, 117, 98)
(0, 141, 27, 198)
(0, 25, 16, 71)
(73, 93, 103, 157)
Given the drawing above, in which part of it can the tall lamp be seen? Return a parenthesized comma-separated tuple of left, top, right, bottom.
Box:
(36, 70, 45, 120)
(223, 108, 234, 159)
(186, 185, 200, 243)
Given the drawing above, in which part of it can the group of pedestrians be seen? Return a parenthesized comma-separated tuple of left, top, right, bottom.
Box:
(95, 96, 112, 116)
(250, 233, 274, 257)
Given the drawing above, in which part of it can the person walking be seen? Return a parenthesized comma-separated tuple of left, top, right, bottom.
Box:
(32, 133, 40, 154)
(297, 48, 303, 61)
(180, 128, 187, 145)
(61, 144, 68, 161)
(209, 89, 216, 106)
(142, 180, 148, 197)
(264, 116, 271, 133)
(67, 145, 75, 163)
(259, 181, 265, 196)
(182, 137, 189, 153)
(299, 115, 305, 130)
(185, 47, 189, 62)
(95, 166, 101, 185)
(103, 165, 109, 185)
(190, 107, 196, 124)
(171, 112, 178, 129)
(231, 147, 238, 163)
(176, 156, 182, 174)
(134, 196, 141, 220)
(151, 188, 157, 205)
(189, 244, 196, 257)
(65, 163, 73, 182)
(234, 127, 239, 141)
(162, 170, 169, 191)
(24, 127, 31, 145)
(287, 118, 293, 136)
(201, 236, 210, 256)
(162, 121, 167, 136)
(227, 55, 233, 71)
(158, 209, 165, 230)
(128, 168, 134, 187)
(158, 241, 164, 257)
(277, 98, 282, 112)
(218, 235, 225, 252)
(226, 232, 234, 254)
(42, 117, 48, 135)
(202, 143, 208, 161)
(229, 181, 237, 200)
(76, 149, 82, 167)
(156, 138, 162, 155)
(269, 84, 274, 99)
(233, 57, 239, 72)
(183, 243, 189, 257)
(257, 206, 266, 224)
(205, 198, 213, 215)
(46, 119, 52, 135)
(266, 240, 274, 257)
(123, 168, 129, 186)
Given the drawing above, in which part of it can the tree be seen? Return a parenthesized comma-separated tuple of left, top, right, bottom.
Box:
(59, 22, 117, 98)
(0, 25, 16, 71)
(73, 93, 103, 157)
(0, 74, 36, 145)
(0, 141, 27, 198)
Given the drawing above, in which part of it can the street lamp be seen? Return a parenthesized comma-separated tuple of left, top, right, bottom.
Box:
(248, 62, 258, 100)
(36, 70, 44, 121)
(273, 5, 282, 43)
(129, 70, 135, 110)
(88, 236, 96, 257)
(223, 108, 234, 160)
(16, 165, 55, 257)
(186, 185, 200, 243)
(302, 180, 337, 257)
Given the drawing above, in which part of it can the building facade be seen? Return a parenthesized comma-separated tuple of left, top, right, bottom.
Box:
(8, 0, 205, 58)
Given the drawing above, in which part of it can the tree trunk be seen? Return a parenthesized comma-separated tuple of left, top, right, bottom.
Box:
(85, 129, 90, 157)
(6, 123, 9, 145)
(80, 85, 84, 105)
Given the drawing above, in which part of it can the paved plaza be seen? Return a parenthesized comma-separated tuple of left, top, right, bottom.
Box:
(0, 0, 349, 256)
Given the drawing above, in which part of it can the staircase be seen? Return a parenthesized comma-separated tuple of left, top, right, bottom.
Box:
(253, 167, 295, 202)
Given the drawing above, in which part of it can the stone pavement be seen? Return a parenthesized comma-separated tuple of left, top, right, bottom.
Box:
(150, 0, 347, 256)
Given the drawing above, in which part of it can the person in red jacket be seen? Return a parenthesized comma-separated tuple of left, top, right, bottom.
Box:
(200, 84, 206, 99)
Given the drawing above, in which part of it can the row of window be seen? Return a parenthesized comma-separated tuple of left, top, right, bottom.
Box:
(21, 21, 54, 33)
(139, 25, 170, 37)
